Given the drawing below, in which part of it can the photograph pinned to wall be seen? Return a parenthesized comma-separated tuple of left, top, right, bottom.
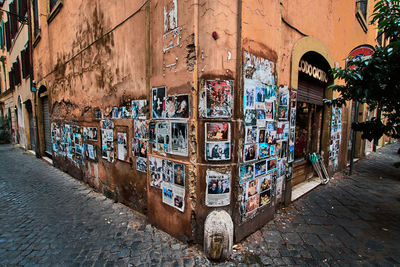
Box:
(152, 87, 166, 119)
(259, 174, 272, 193)
(94, 108, 103, 120)
(239, 163, 254, 184)
(256, 109, 267, 127)
(111, 107, 119, 118)
(243, 143, 258, 162)
(162, 182, 174, 206)
(173, 186, 185, 212)
(206, 122, 230, 142)
(288, 145, 295, 163)
(258, 143, 269, 159)
(265, 85, 277, 100)
(171, 122, 188, 156)
(258, 128, 266, 143)
(289, 127, 296, 146)
(156, 122, 170, 153)
(266, 129, 277, 144)
(275, 176, 284, 201)
(255, 86, 265, 103)
(134, 120, 148, 140)
(245, 194, 259, 217)
(244, 109, 257, 126)
(132, 138, 139, 157)
(278, 106, 288, 120)
(205, 142, 230, 161)
(290, 90, 297, 108)
(245, 179, 259, 202)
(84, 143, 98, 161)
(118, 107, 129, 119)
(205, 80, 233, 118)
(83, 127, 98, 141)
(139, 140, 148, 158)
(265, 100, 275, 121)
(117, 132, 128, 162)
(166, 94, 189, 119)
(267, 157, 277, 172)
(132, 100, 147, 119)
(290, 108, 296, 127)
(287, 164, 293, 181)
(266, 122, 275, 130)
(269, 144, 275, 156)
(149, 156, 163, 188)
(277, 140, 288, 158)
(174, 163, 185, 187)
(277, 158, 286, 177)
(254, 160, 266, 177)
(245, 126, 257, 144)
(259, 187, 271, 207)
(101, 129, 114, 162)
(206, 169, 231, 207)
(243, 82, 255, 110)
(278, 86, 289, 106)
(163, 160, 174, 183)
(148, 122, 156, 143)
(277, 121, 289, 140)
(136, 157, 147, 172)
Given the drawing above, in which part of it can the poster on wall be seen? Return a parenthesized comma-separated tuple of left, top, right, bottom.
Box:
(205, 169, 231, 207)
(170, 122, 188, 156)
(156, 122, 170, 153)
(329, 107, 342, 169)
(84, 143, 98, 161)
(275, 176, 284, 201)
(136, 157, 147, 172)
(83, 127, 98, 141)
(206, 122, 230, 142)
(206, 142, 230, 161)
(165, 94, 190, 119)
(117, 132, 128, 161)
(132, 100, 147, 119)
(152, 87, 166, 119)
(265, 101, 275, 121)
(277, 122, 289, 140)
(101, 129, 114, 162)
(205, 80, 233, 118)
(258, 174, 272, 207)
(239, 163, 254, 184)
(243, 143, 258, 162)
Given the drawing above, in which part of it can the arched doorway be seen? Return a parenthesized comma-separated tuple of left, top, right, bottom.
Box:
(293, 52, 332, 185)
(39, 86, 52, 156)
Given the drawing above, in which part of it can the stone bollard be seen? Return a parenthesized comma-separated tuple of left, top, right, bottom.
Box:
(203, 210, 233, 261)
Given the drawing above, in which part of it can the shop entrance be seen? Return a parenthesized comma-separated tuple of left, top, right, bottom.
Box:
(292, 52, 330, 186)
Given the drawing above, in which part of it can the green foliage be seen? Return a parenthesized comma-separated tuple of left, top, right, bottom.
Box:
(327, 0, 400, 141)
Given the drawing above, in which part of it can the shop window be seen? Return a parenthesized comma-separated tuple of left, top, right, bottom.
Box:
(356, 0, 368, 32)
(47, 0, 63, 23)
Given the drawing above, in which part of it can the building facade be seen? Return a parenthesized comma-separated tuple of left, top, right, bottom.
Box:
(0, 0, 33, 150)
(29, 0, 380, 243)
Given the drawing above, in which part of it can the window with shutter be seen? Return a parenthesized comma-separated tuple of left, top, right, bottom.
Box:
(5, 21, 10, 51)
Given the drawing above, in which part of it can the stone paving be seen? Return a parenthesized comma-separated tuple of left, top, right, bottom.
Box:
(0, 143, 399, 266)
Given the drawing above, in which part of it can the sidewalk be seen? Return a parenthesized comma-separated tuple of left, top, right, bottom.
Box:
(230, 142, 400, 266)
(0, 143, 399, 266)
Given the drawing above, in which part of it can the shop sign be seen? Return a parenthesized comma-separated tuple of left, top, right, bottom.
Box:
(298, 60, 328, 83)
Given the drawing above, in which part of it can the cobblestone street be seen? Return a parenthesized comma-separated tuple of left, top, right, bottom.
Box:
(0, 143, 399, 266)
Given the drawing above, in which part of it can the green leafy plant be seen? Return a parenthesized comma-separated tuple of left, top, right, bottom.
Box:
(327, 0, 400, 141)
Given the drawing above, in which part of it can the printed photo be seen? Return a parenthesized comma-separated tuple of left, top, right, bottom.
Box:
(290, 108, 296, 127)
(152, 87, 166, 119)
(258, 143, 269, 159)
(277, 122, 289, 140)
(277, 140, 288, 159)
(132, 100, 147, 119)
(139, 140, 148, 158)
(279, 92, 289, 106)
(244, 86, 255, 109)
(171, 122, 188, 155)
(102, 119, 114, 130)
(259, 174, 271, 192)
(288, 145, 295, 162)
(206, 142, 230, 161)
(205, 169, 231, 207)
(277, 158, 287, 177)
(289, 127, 296, 146)
(118, 107, 129, 118)
(244, 109, 257, 126)
(148, 122, 156, 143)
(132, 138, 139, 157)
(269, 144, 275, 156)
(206, 123, 230, 142)
(276, 176, 284, 201)
(239, 164, 254, 184)
(84, 143, 98, 161)
(267, 157, 277, 172)
(259, 189, 271, 207)
(245, 194, 259, 216)
(205, 80, 233, 118)
(254, 160, 266, 177)
(166, 95, 189, 118)
(266, 130, 277, 144)
(258, 128, 266, 143)
(245, 126, 258, 144)
(265, 101, 275, 121)
(265, 85, 277, 100)
(117, 132, 128, 162)
(134, 120, 148, 140)
(246, 178, 259, 199)
(255, 86, 265, 102)
(150, 171, 163, 189)
(83, 127, 98, 141)
(174, 163, 185, 187)
(243, 143, 258, 162)
(278, 106, 288, 120)
(136, 157, 147, 172)
(156, 122, 170, 153)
